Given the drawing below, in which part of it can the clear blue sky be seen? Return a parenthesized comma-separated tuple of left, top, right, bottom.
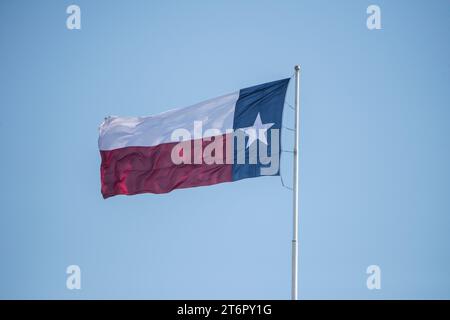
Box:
(0, 0, 449, 299)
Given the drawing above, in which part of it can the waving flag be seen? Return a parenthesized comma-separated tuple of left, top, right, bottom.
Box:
(99, 78, 290, 198)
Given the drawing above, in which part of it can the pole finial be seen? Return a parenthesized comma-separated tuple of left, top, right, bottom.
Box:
(294, 65, 300, 71)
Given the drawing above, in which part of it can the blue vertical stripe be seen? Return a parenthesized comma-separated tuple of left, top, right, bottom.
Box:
(231, 78, 290, 181)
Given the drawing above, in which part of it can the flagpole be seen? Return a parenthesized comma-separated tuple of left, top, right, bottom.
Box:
(291, 65, 300, 300)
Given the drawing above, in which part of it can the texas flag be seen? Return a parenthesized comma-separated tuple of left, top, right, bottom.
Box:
(99, 78, 290, 198)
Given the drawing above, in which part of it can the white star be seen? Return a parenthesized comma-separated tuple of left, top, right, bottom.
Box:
(239, 113, 274, 148)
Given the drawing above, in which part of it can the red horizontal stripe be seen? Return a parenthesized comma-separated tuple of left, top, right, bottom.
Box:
(100, 134, 232, 198)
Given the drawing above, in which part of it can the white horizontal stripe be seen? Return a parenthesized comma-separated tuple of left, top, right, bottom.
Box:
(99, 91, 239, 150)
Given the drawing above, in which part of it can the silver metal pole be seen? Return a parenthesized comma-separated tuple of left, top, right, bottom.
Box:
(291, 65, 300, 300)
